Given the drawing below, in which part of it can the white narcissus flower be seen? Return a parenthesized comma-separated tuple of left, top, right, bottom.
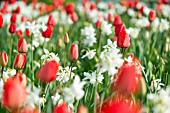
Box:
(51, 92, 60, 105)
(126, 27, 140, 38)
(1, 69, 16, 82)
(162, 4, 170, 18)
(83, 71, 104, 84)
(82, 49, 96, 59)
(125, 56, 133, 63)
(150, 79, 164, 92)
(115, 3, 127, 15)
(136, 17, 150, 28)
(101, 20, 112, 36)
(57, 66, 76, 83)
(81, 25, 96, 47)
(151, 18, 160, 32)
(127, 8, 136, 17)
(159, 19, 169, 32)
(0, 79, 4, 99)
(63, 76, 85, 104)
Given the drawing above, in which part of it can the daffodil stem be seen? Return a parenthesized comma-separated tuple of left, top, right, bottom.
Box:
(94, 82, 98, 113)
(31, 34, 34, 83)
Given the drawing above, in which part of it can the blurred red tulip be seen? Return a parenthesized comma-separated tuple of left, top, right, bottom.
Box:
(53, 102, 72, 113)
(0, 14, 3, 28)
(2, 76, 27, 110)
(47, 14, 56, 26)
(117, 27, 130, 48)
(161, 0, 168, 4)
(10, 14, 17, 23)
(108, 2, 114, 9)
(90, 2, 97, 10)
(113, 15, 122, 26)
(25, 28, 31, 36)
(9, 0, 16, 4)
(148, 10, 156, 22)
(13, 53, 26, 70)
(95, 19, 101, 28)
(77, 105, 88, 113)
(11, 107, 40, 113)
(15, 72, 27, 87)
(0, 2, 8, 13)
(70, 12, 78, 22)
(9, 23, 17, 33)
(16, 30, 23, 38)
(108, 13, 114, 22)
(98, 96, 140, 113)
(70, 43, 78, 61)
(113, 54, 142, 94)
(21, 15, 27, 22)
(0, 51, 8, 66)
(53, 0, 64, 8)
(13, 6, 20, 14)
(65, 2, 75, 14)
(139, 5, 145, 13)
(42, 25, 53, 38)
(37, 59, 60, 82)
(17, 38, 28, 53)
(115, 23, 125, 36)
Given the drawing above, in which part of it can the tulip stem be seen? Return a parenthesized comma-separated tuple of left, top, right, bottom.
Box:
(122, 48, 126, 58)
(69, 62, 74, 80)
(9, 34, 13, 68)
(1, 66, 4, 78)
(64, 44, 67, 67)
(31, 34, 34, 83)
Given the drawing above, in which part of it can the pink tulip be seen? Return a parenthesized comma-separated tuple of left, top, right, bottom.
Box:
(13, 53, 26, 70)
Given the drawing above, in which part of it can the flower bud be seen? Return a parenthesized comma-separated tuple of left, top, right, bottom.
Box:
(64, 33, 69, 44)
(113, 15, 122, 26)
(77, 105, 88, 113)
(114, 23, 125, 36)
(37, 59, 60, 82)
(21, 15, 27, 22)
(9, 0, 16, 4)
(16, 30, 23, 38)
(70, 12, 78, 22)
(148, 10, 156, 22)
(42, 25, 53, 38)
(13, 53, 26, 70)
(17, 38, 28, 53)
(0, 51, 8, 66)
(108, 2, 114, 9)
(53, 102, 72, 113)
(0, 14, 3, 28)
(95, 19, 101, 28)
(9, 23, 17, 34)
(65, 2, 75, 14)
(90, 2, 97, 10)
(13, 6, 20, 14)
(70, 43, 78, 61)
(25, 28, 31, 36)
(47, 14, 56, 26)
(10, 13, 17, 23)
(58, 38, 63, 47)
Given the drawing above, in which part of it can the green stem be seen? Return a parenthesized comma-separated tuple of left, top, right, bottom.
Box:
(97, 29, 102, 57)
(9, 34, 13, 68)
(64, 44, 67, 67)
(1, 67, 4, 78)
(93, 81, 98, 113)
(31, 35, 34, 83)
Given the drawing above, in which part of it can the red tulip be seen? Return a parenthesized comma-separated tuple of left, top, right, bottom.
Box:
(17, 38, 28, 53)
(25, 28, 31, 36)
(139, 5, 145, 13)
(90, 2, 97, 10)
(117, 27, 130, 48)
(148, 10, 156, 22)
(2, 76, 27, 110)
(161, 0, 168, 4)
(70, 43, 78, 61)
(21, 15, 27, 22)
(16, 30, 23, 38)
(0, 2, 8, 13)
(37, 59, 60, 82)
(70, 12, 78, 22)
(0, 14, 3, 28)
(9, 0, 16, 4)
(42, 25, 53, 38)
(53, 0, 64, 8)
(15, 72, 27, 87)
(98, 96, 140, 113)
(114, 23, 125, 36)
(65, 2, 75, 14)
(13, 6, 20, 13)
(53, 102, 72, 113)
(113, 54, 142, 94)
(0, 51, 8, 66)
(10, 14, 17, 23)
(95, 19, 101, 28)
(77, 105, 88, 113)
(13, 53, 26, 70)
(47, 14, 56, 26)
(108, 13, 114, 22)
(108, 2, 114, 9)
(113, 15, 122, 26)
(9, 23, 17, 33)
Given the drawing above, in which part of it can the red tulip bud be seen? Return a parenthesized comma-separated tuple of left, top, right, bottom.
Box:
(70, 43, 78, 61)
(95, 19, 101, 28)
(9, 23, 17, 33)
(53, 102, 72, 113)
(15, 72, 27, 87)
(113, 54, 142, 94)
(0, 14, 4, 28)
(115, 23, 125, 36)
(65, 2, 75, 14)
(16, 30, 23, 38)
(25, 28, 31, 36)
(21, 15, 27, 22)
(148, 10, 156, 22)
(17, 38, 28, 53)
(0, 51, 8, 66)
(13, 53, 26, 70)
(108, 2, 114, 9)
(2, 76, 27, 110)
(13, 6, 20, 13)
(42, 25, 53, 38)
(37, 59, 60, 82)
(10, 14, 17, 23)
(113, 15, 122, 26)
(77, 105, 88, 113)
(70, 12, 78, 22)
(90, 2, 97, 10)
(47, 14, 56, 26)
(139, 5, 145, 13)
(117, 27, 130, 48)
